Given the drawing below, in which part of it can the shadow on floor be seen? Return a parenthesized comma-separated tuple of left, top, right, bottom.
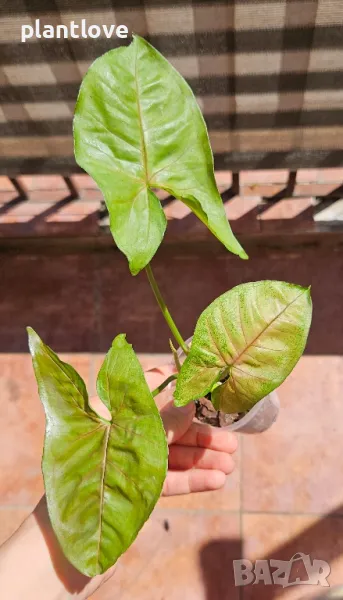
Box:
(200, 505, 343, 599)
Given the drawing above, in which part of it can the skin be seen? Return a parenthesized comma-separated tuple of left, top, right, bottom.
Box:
(0, 364, 238, 600)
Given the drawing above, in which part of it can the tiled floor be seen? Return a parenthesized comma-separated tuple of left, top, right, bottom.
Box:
(1, 183, 343, 598)
(3, 352, 342, 599)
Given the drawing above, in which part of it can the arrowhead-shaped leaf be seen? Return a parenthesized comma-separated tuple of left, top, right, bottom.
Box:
(28, 328, 167, 576)
(74, 35, 247, 275)
(174, 281, 312, 412)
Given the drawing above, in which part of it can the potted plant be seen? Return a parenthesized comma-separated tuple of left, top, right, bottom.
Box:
(28, 35, 312, 578)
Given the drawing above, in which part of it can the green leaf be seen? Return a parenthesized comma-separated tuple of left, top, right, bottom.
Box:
(28, 328, 167, 577)
(174, 281, 312, 412)
(74, 35, 247, 275)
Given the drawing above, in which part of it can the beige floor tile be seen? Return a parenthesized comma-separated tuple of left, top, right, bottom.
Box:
(242, 357, 343, 514)
(0, 353, 91, 506)
(242, 513, 343, 599)
(93, 511, 241, 600)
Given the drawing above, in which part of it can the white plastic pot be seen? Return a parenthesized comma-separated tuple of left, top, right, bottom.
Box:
(223, 391, 280, 433)
(175, 337, 280, 434)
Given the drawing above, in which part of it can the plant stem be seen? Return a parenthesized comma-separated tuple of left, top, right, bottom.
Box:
(152, 373, 178, 397)
(145, 263, 189, 354)
(169, 339, 182, 372)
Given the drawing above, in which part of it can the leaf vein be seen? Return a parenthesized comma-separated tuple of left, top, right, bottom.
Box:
(82, 139, 141, 183)
(205, 321, 227, 366)
(106, 459, 147, 504)
(96, 425, 111, 572)
(79, 108, 142, 158)
(43, 350, 97, 421)
(134, 42, 149, 181)
(149, 138, 198, 183)
(234, 290, 306, 366)
(218, 304, 238, 359)
(251, 343, 284, 352)
(233, 364, 270, 383)
(111, 421, 160, 450)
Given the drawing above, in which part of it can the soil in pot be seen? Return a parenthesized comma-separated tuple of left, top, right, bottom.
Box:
(195, 397, 245, 428)
(176, 342, 246, 428)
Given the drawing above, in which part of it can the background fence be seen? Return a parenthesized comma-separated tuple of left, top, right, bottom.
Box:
(1, 0, 343, 174)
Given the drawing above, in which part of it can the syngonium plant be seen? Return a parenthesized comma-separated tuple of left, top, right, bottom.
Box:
(28, 36, 312, 577)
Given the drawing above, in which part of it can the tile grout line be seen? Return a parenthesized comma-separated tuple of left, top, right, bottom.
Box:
(241, 510, 343, 518)
(154, 507, 343, 517)
(1, 505, 340, 517)
(239, 435, 244, 600)
(154, 508, 241, 515)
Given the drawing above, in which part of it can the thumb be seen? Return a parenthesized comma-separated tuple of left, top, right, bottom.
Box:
(159, 397, 195, 444)
(145, 365, 195, 443)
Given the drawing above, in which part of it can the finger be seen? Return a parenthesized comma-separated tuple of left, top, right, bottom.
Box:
(90, 363, 176, 420)
(160, 401, 195, 444)
(162, 469, 226, 496)
(176, 422, 238, 454)
(169, 445, 235, 474)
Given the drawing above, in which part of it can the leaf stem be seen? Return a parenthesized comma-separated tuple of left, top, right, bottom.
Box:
(152, 374, 178, 397)
(145, 264, 189, 355)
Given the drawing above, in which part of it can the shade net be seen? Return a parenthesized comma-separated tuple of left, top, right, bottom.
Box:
(0, 0, 343, 174)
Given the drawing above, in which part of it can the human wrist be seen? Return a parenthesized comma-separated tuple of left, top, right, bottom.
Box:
(0, 496, 112, 600)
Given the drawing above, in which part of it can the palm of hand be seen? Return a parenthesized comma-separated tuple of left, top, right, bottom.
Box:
(90, 364, 237, 497)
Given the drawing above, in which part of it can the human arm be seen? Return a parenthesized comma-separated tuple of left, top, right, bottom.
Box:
(0, 365, 237, 600)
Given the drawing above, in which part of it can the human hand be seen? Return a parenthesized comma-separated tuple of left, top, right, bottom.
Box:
(146, 364, 237, 495)
(90, 363, 238, 498)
